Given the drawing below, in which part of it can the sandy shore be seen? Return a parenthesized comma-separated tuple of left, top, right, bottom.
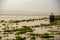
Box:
(0, 16, 59, 40)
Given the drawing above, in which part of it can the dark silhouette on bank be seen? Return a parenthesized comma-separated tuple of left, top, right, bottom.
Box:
(49, 13, 55, 23)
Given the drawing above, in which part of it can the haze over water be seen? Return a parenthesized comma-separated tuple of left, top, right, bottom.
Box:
(0, 0, 60, 16)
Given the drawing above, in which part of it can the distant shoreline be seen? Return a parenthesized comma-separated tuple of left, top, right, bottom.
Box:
(0, 14, 49, 16)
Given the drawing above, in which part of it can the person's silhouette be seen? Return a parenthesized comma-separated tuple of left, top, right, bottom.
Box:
(50, 13, 54, 23)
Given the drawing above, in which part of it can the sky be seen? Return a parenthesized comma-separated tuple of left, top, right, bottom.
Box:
(0, 0, 60, 15)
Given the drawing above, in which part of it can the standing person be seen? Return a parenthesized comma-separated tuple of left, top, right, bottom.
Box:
(50, 13, 55, 23)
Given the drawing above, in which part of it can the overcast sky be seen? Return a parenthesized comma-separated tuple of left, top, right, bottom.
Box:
(0, 0, 60, 15)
